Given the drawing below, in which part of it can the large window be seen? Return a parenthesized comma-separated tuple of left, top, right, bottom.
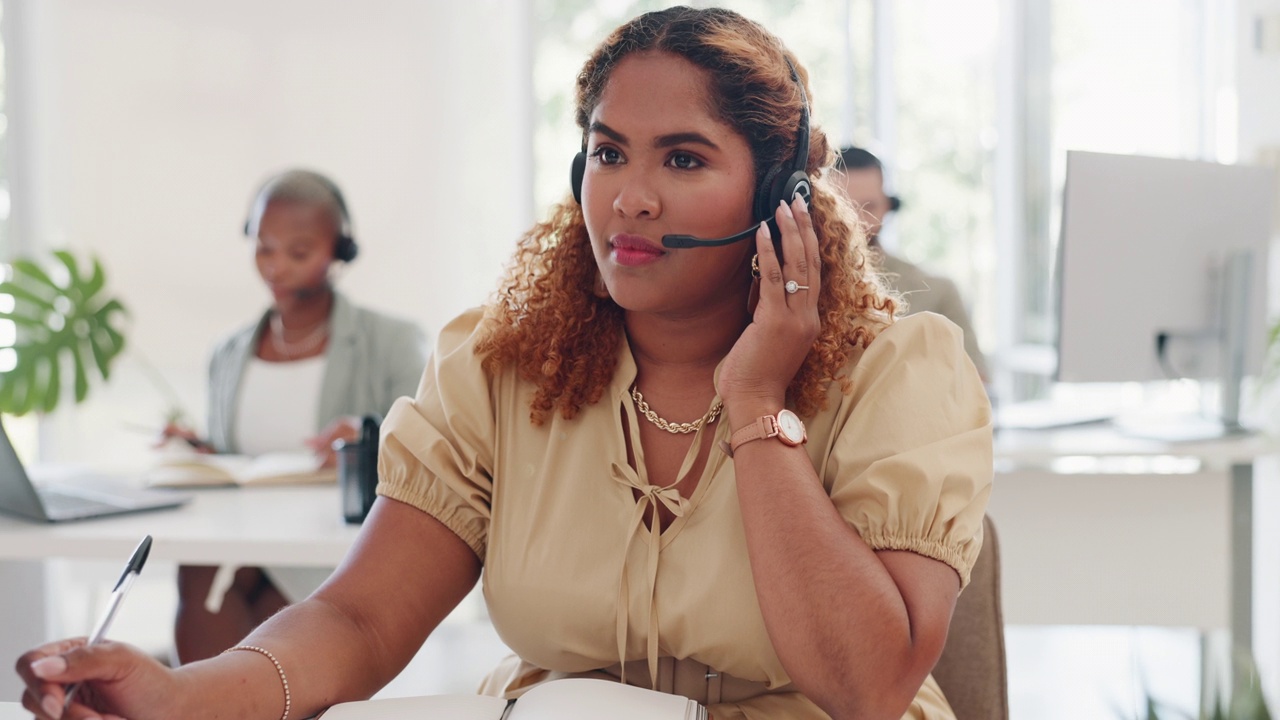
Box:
(890, 0, 999, 363)
(531, 0, 1234, 401)
(0, 0, 7, 257)
(0, 0, 32, 457)
(0, 0, 12, 373)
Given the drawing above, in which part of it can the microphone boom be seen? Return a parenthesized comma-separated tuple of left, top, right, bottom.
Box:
(661, 223, 762, 249)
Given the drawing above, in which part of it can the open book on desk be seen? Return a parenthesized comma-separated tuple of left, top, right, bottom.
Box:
(317, 678, 706, 720)
(143, 452, 335, 488)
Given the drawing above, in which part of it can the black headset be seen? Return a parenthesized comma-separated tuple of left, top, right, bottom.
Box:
(243, 171, 358, 263)
(570, 59, 813, 251)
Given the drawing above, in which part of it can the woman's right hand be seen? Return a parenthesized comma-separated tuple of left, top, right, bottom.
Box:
(156, 423, 212, 453)
(16, 638, 181, 720)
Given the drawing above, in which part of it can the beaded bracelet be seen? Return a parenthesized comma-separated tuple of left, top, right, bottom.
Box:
(224, 645, 291, 720)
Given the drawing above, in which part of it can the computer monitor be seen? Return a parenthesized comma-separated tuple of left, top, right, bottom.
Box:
(1056, 150, 1276, 433)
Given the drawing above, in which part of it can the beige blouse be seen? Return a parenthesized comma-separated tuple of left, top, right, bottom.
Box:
(378, 308, 993, 720)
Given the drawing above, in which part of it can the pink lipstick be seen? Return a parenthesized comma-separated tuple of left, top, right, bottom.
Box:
(610, 234, 666, 266)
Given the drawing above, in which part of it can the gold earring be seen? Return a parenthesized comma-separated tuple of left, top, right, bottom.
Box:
(750, 254, 761, 279)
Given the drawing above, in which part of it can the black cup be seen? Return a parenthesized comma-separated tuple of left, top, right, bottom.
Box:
(335, 415, 380, 524)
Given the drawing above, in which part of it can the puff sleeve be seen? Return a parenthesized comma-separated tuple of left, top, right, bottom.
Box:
(823, 312, 993, 587)
(377, 308, 497, 560)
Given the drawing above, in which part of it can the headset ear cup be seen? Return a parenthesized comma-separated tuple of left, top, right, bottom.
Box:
(335, 236, 358, 263)
(763, 169, 812, 219)
(754, 166, 784, 221)
(783, 171, 812, 207)
(571, 152, 587, 205)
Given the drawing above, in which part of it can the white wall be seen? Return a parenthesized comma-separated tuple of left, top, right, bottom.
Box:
(5, 0, 532, 463)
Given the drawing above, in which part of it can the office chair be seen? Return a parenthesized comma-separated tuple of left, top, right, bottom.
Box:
(932, 514, 1009, 720)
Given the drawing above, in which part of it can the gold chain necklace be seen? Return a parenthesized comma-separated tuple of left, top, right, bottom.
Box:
(630, 385, 723, 435)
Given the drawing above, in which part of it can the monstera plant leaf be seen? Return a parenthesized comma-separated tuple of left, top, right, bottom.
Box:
(0, 251, 128, 415)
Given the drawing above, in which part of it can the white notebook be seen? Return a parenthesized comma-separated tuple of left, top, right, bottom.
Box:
(317, 678, 706, 720)
(144, 452, 335, 488)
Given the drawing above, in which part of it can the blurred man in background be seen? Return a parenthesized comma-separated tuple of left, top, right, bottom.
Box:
(835, 146, 990, 381)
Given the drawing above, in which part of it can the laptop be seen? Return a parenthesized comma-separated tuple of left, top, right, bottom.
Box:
(0, 418, 193, 522)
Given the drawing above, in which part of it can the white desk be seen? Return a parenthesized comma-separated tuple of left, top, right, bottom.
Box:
(0, 485, 361, 567)
(994, 424, 1276, 468)
(992, 425, 1280, 673)
(0, 485, 362, 700)
(0, 702, 23, 719)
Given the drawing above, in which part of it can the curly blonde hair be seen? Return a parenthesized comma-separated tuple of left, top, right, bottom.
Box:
(477, 6, 896, 425)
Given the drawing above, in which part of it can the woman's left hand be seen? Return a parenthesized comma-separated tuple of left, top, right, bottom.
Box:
(717, 195, 822, 411)
(304, 416, 362, 468)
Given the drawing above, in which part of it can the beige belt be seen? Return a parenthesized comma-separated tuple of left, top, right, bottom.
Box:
(545, 658, 793, 706)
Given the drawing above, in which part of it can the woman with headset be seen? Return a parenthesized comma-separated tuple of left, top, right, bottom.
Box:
(18, 9, 989, 719)
(163, 169, 429, 664)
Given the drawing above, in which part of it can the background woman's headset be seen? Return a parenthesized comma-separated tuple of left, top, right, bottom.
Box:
(243, 170, 359, 263)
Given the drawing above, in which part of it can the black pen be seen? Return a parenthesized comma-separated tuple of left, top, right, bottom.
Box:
(64, 535, 152, 708)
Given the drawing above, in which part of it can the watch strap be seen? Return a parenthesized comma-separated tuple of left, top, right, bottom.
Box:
(726, 415, 780, 457)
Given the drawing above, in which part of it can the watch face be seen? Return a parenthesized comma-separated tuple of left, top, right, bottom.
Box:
(776, 409, 806, 445)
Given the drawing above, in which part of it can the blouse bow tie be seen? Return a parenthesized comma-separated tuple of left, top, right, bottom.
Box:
(610, 461, 690, 687)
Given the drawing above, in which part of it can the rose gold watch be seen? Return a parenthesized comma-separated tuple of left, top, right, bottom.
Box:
(728, 409, 807, 456)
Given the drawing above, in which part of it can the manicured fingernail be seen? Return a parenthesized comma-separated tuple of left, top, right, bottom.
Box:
(32, 656, 66, 678)
(760, 221, 771, 238)
(779, 199, 793, 217)
(41, 693, 61, 718)
(795, 195, 808, 211)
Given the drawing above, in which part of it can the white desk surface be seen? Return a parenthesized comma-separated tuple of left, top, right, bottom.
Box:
(0, 485, 362, 567)
(0, 426, 1271, 569)
(0, 703, 22, 719)
(994, 424, 1280, 467)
